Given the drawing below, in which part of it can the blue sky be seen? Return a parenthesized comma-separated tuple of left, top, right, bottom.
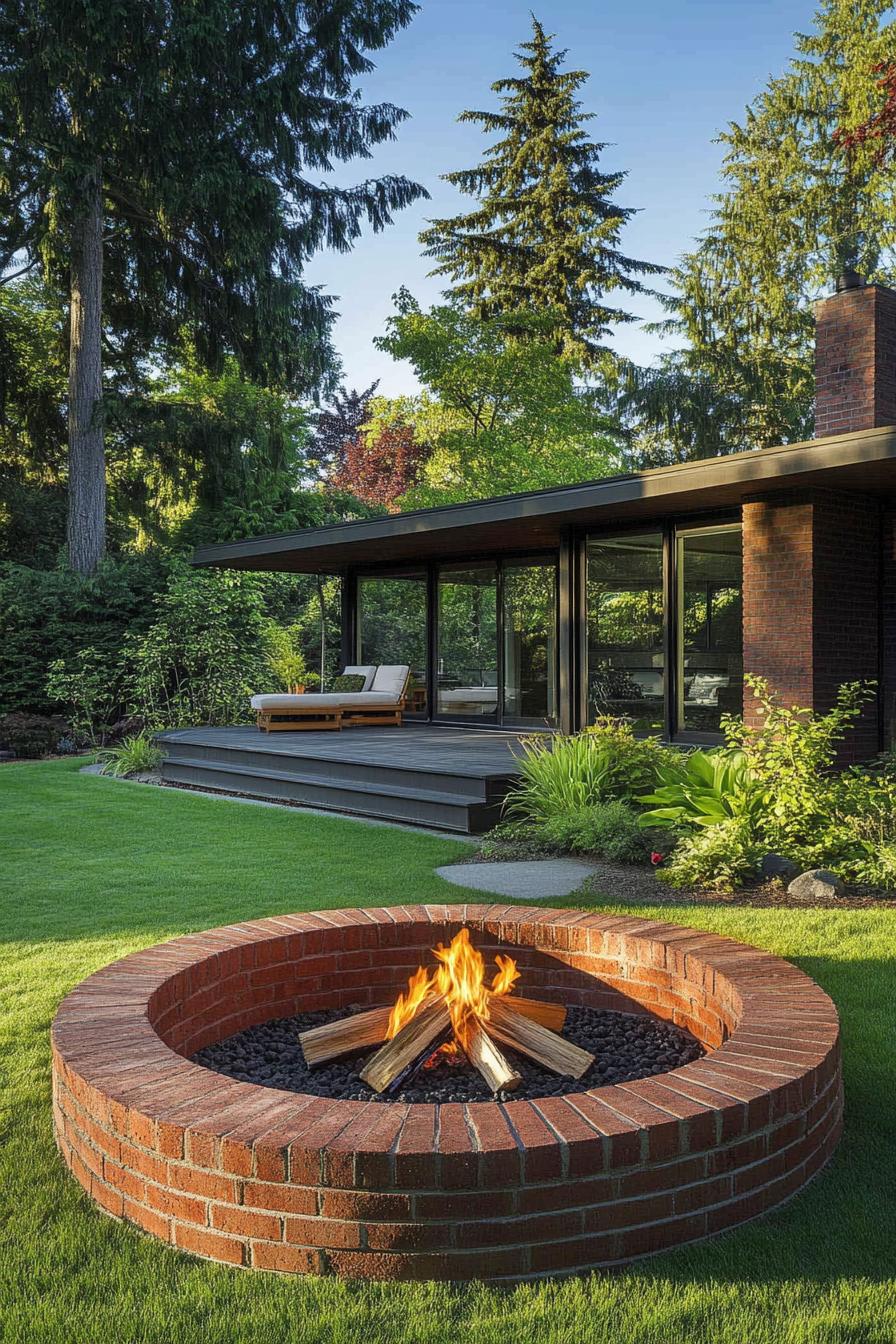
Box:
(305, 0, 812, 395)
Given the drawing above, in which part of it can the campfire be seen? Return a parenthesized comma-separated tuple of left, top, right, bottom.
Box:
(298, 928, 595, 1095)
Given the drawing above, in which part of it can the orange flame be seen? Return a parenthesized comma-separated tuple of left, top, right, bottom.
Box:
(385, 928, 520, 1055)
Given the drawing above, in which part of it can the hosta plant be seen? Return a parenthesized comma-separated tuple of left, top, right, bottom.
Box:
(637, 748, 762, 832)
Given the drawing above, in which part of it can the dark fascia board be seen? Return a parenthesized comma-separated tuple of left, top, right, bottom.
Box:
(191, 424, 896, 572)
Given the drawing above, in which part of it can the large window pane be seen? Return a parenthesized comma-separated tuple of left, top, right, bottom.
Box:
(587, 533, 665, 733)
(357, 572, 428, 714)
(677, 525, 743, 734)
(437, 565, 498, 719)
(502, 560, 558, 726)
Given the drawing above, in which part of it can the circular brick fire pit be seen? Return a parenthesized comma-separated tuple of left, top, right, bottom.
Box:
(52, 906, 842, 1281)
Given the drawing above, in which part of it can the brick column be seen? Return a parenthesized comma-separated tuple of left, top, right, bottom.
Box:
(742, 490, 881, 762)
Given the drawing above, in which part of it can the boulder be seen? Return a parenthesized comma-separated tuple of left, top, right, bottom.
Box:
(759, 853, 800, 885)
(787, 869, 846, 901)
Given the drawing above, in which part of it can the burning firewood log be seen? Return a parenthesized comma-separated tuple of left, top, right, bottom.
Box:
(299, 1005, 393, 1067)
(359, 1000, 452, 1094)
(485, 996, 594, 1079)
(465, 1021, 522, 1093)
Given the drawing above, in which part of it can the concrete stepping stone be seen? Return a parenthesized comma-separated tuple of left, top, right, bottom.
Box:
(436, 859, 597, 900)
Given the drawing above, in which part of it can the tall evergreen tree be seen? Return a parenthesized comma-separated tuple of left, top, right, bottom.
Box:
(0, 1, 425, 573)
(419, 18, 662, 362)
(656, 0, 896, 451)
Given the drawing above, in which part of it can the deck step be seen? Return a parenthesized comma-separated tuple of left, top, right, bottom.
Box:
(160, 756, 504, 833)
(160, 736, 514, 804)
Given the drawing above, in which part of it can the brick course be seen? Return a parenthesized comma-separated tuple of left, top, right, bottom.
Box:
(52, 906, 842, 1282)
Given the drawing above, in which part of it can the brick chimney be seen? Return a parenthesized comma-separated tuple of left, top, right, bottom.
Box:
(815, 274, 896, 436)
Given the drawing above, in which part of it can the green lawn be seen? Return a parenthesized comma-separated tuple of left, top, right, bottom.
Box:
(1, 758, 894, 1344)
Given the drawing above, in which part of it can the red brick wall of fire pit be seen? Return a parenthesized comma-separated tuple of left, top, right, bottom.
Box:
(51, 906, 842, 1281)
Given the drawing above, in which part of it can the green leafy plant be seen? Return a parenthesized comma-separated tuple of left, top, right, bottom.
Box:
(477, 819, 561, 861)
(637, 748, 761, 831)
(96, 732, 163, 778)
(0, 711, 68, 758)
(656, 816, 763, 892)
(122, 567, 272, 729)
(723, 675, 876, 867)
(506, 721, 670, 825)
(46, 645, 118, 745)
(540, 801, 648, 863)
(264, 623, 319, 691)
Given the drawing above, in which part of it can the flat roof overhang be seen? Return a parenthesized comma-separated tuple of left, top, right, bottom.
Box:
(191, 424, 896, 574)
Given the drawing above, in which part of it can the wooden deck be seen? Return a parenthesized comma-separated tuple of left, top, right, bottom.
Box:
(157, 724, 529, 833)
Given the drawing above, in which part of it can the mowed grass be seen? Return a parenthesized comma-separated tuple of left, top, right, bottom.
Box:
(1, 758, 894, 1344)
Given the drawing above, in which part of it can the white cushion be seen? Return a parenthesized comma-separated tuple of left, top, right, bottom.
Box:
(251, 692, 399, 711)
(370, 664, 409, 697)
(342, 665, 376, 691)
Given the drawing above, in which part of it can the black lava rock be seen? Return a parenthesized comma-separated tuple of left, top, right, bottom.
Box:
(192, 1005, 704, 1105)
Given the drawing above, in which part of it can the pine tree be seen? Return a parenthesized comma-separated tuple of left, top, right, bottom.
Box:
(419, 18, 662, 362)
(0, 2, 425, 573)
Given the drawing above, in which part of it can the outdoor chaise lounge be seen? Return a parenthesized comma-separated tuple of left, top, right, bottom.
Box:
(250, 665, 410, 732)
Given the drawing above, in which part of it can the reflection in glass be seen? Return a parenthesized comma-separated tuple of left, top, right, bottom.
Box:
(677, 526, 743, 734)
(502, 561, 557, 726)
(437, 566, 498, 719)
(357, 571, 428, 714)
(586, 533, 665, 733)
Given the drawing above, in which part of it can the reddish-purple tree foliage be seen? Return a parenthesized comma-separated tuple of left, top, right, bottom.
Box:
(835, 63, 896, 159)
(332, 423, 426, 510)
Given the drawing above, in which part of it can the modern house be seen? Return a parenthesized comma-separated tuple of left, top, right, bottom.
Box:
(162, 280, 896, 827)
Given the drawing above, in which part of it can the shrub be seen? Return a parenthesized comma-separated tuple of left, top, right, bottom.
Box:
(506, 720, 670, 824)
(46, 645, 119, 745)
(657, 817, 763, 892)
(540, 801, 648, 863)
(822, 769, 896, 888)
(96, 732, 163, 778)
(722, 675, 875, 867)
(0, 711, 68, 758)
(122, 567, 272, 728)
(637, 748, 762, 832)
(477, 819, 560, 860)
(581, 717, 673, 796)
(0, 554, 168, 718)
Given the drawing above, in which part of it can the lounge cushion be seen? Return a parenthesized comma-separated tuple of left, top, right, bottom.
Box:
(251, 692, 400, 711)
(370, 664, 410, 697)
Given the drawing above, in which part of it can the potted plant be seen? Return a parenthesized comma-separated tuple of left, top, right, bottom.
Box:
(265, 624, 318, 694)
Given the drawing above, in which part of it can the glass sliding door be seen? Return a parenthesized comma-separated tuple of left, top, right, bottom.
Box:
(357, 570, 429, 715)
(586, 533, 665, 733)
(436, 565, 499, 720)
(502, 559, 558, 727)
(676, 524, 743, 734)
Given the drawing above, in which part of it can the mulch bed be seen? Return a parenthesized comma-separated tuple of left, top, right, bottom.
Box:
(192, 1005, 704, 1104)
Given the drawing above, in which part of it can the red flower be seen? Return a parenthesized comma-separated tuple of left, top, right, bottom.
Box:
(650, 851, 664, 866)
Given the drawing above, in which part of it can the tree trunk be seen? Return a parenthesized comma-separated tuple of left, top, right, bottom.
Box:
(67, 163, 105, 575)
